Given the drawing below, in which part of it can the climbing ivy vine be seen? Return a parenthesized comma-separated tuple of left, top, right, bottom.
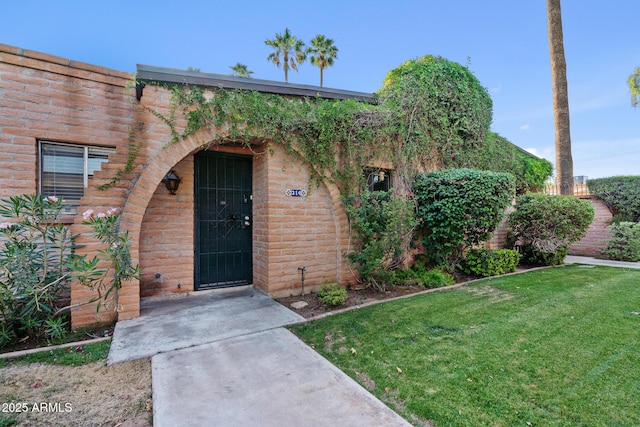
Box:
(131, 55, 550, 199)
(145, 82, 394, 195)
(95, 54, 554, 285)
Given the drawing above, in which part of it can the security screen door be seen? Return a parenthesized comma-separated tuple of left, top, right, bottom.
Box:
(195, 152, 252, 290)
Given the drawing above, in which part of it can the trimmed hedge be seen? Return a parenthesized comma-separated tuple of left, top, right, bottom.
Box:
(393, 265, 455, 289)
(461, 249, 521, 277)
(587, 175, 640, 222)
(414, 168, 515, 269)
(508, 193, 594, 266)
(602, 222, 640, 262)
(460, 131, 553, 194)
(519, 243, 569, 266)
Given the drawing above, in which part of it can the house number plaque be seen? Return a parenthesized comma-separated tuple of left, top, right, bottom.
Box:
(284, 189, 307, 197)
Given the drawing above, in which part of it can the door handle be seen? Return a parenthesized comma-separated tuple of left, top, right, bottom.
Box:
(243, 215, 251, 227)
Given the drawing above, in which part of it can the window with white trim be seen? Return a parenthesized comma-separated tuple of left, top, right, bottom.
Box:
(39, 141, 115, 209)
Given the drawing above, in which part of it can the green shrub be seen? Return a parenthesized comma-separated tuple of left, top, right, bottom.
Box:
(316, 283, 347, 306)
(518, 243, 569, 266)
(508, 193, 594, 266)
(344, 191, 418, 290)
(588, 176, 640, 222)
(458, 132, 554, 194)
(0, 195, 76, 346)
(414, 168, 515, 270)
(0, 194, 139, 348)
(461, 249, 521, 277)
(602, 222, 640, 262)
(391, 265, 454, 289)
(378, 55, 493, 169)
(418, 268, 455, 288)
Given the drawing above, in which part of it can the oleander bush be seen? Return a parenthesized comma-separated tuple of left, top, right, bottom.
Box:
(0, 194, 138, 348)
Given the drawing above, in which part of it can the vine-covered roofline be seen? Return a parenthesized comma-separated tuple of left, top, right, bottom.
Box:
(135, 64, 375, 103)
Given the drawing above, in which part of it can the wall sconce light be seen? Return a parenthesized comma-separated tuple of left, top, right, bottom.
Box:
(162, 170, 181, 195)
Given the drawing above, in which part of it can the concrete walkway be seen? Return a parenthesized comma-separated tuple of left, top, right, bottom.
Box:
(107, 288, 305, 364)
(107, 256, 639, 425)
(565, 255, 640, 269)
(108, 289, 411, 426)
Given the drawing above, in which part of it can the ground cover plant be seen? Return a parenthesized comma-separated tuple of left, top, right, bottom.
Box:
(291, 265, 640, 426)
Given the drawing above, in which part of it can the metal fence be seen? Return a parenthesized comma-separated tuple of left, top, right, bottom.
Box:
(543, 183, 590, 196)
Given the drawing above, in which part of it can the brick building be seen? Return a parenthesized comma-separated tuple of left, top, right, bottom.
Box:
(1, 44, 612, 329)
(1, 44, 377, 328)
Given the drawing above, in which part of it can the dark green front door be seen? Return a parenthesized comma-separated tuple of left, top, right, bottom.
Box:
(195, 152, 252, 290)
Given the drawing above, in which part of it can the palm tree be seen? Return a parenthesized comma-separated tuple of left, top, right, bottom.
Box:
(265, 28, 306, 83)
(629, 67, 640, 107)
(307, 35, 338, 87)
(230, 63, 254, 78)
(546, 0, 574, 195)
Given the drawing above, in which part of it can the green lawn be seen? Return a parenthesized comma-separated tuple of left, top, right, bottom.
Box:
(291, 265, 640, 426)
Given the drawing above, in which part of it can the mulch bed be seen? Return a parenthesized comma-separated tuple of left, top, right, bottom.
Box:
(277, 285, 429, 319)
(277, 265, 541, 319)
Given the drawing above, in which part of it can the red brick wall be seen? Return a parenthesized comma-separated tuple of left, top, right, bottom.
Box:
(486, 206, 514, 250)
(1, 44, 135, 327)
(139, 155, 195, 297)
(0, 44, 132, 201)
(1, 44, 357, 328)
(568, 197, 612, 257)
(252, 144, 355, 297)
(489, 197, 612, 257)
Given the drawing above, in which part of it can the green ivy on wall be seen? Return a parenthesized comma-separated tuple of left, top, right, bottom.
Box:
(134, 55, 550, 199)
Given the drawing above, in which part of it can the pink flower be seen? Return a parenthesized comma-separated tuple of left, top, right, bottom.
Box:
(107, 208, 118, 216)
(97, 212, 107, 218)
(82, 209, 94, 220)
(0, 222, 10, 230)
(45, 195, 58, 203)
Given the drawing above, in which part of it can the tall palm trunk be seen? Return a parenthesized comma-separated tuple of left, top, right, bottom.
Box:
(283, 52, 289, 82)
(546, 0, 574, 195)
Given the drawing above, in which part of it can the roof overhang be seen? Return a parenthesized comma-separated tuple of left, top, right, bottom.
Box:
(135, 64, 376, 103)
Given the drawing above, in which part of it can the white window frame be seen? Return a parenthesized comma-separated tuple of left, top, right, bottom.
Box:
(38, 140, 115, 209)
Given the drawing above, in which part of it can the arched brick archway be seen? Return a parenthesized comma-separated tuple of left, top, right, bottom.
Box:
(71, 122, 353, 326)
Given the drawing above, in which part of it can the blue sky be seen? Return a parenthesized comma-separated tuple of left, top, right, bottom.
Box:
(2, 0, 638, 179)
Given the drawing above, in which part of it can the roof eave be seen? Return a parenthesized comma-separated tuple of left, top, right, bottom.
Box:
(135, 64, 376, 103)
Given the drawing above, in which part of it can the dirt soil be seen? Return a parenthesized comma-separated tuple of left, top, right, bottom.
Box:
(277, 265, 539, 319)
(277, 284, 431, 319)
(0, 357, 152, 426)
